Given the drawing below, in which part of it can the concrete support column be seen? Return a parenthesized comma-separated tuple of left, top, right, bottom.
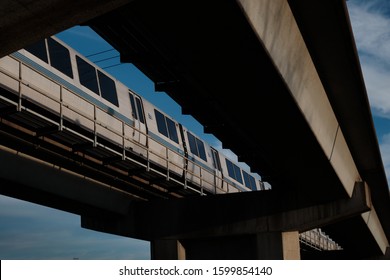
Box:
(151, 239, 186, 260)
(151, 232, 300, 260)
(282, 231, 300, 260)
(255, 232, 300, 260)
(254, 232, 284, 259)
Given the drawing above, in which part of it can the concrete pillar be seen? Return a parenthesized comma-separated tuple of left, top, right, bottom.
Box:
(151, 239, 186, 260)
(255, 232, 300, 259)
(282, 231, 301, 260)
(254, 232, 284, 259)
(151, 232, 300, 260)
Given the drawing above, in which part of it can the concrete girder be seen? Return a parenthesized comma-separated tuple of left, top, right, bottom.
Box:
(237, 0, 357, 199)
(0, 0, 388, 259)
(94, 181, 370, 240)
(0, 145, 135, 216)
(81, 181, 375, 259)
(236, 0, 389, 255)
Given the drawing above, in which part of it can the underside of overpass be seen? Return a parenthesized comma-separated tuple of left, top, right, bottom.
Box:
(86, 0, 390, 258)
(1, 0, 390, 259)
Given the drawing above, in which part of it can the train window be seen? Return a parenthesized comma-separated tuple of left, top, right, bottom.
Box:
(187, 132, 198, 157)
(24, 40, 48, 63)
(155, 110, 168, 136)
(155, 109, 179, 143)
(76, 56, 99, 95)
(135, 97, 145, 124)
(226, 159, 243, 184)
(211, 148, 222, 171)
(234, 165, 243, 184)
(226, 160, 235, 180)
(97, 70, 118, 106)
(196, 138, 207, 161)
(47, 38, 73, 78)
(166, 118, 179, 143)
(243, 171, 257, 191)
(187, 132, 207, 161)
(129, 94, 138, 120)
(129, 93, 145, 123)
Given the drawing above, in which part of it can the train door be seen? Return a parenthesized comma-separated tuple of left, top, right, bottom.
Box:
(211, 147, 224, 192)
(129, 92, 147, 146)
(178, 123, 189, 174)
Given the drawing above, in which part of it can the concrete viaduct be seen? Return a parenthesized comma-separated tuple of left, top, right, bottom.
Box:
(0, 0, 389, 259)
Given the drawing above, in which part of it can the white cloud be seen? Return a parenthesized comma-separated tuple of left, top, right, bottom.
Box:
(379, 133, 390, 184)
(359, 58, 390, 117)
(347, 1, 390, 186)
(347, 0, 390, 118)
(349, 1, 390, 61)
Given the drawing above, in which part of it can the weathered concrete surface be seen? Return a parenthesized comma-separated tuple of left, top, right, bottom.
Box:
(282, 231, 300, 260)
(236, 0, 389, 255)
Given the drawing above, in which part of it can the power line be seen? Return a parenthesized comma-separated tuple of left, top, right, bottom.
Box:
(92, 55, 120, 64)
(85, 48, 116, 58)
(102, 63, 123, 70)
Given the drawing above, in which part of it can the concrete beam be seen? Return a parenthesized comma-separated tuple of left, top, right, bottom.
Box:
(237, 0, 359, 197)
(0, 145, 134, 216)
(82, 181, 370, 241)
(235, 0, 389, 256)
(361, 205, 390, 255)
(0, 0, 132, 58)
(151, 240, 186, 260)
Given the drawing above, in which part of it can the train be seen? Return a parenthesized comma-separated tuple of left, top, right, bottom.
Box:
(0, 36, 266, 195)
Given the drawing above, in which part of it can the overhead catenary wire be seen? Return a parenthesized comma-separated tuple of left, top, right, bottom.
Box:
(92, 55, 120, 64)
(87, 50, 123, 69)
(85, 48, 116, 58)
(102, 63, 123, 70)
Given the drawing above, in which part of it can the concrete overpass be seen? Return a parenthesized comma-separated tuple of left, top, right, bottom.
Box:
(1, 0, 390, 259)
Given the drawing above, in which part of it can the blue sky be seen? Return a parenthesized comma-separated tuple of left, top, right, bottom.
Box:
(0, 0, 389, 259)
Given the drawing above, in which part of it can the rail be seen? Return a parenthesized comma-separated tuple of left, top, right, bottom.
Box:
(300, 228, 342, 251)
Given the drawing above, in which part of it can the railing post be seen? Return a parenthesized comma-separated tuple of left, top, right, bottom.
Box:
(17, 61, 22, 112)
(122, 122, 125, 160)
(93, 105, 97, 147)
(184, 168, 187, 190)
(146, 145, 150, 172)
(214, 170, 217, 194)
(199, 168, 203, 195)
(166, 147, 170, 181)
(59, 86, 63, 131)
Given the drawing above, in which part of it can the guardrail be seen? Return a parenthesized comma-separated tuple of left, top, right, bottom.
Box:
(300, 228, 342, 251)
(0, 54, 245, 196)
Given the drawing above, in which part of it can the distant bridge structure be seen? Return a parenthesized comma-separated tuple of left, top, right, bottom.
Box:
(0, 0, 389, 259)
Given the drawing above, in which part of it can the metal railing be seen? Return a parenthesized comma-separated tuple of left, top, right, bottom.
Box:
(0, 54, 244, 196)
(300, 228, 342, 251)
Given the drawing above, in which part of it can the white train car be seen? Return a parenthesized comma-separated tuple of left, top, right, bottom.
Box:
(180, 124, 221, 193)
(0, 36, 266, 195)
(140, 96, 186, 176)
